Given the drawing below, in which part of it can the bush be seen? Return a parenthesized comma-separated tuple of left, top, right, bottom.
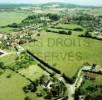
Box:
(59, 30, 68, 34)
(23, 83, 37, 93)
(36, 93, 43, 97)
(24, 96, 31, 100)
(59, 30, 72, 35)
(85, 95, 94, 100)
(84, 31, 92, 37)
(6, 74, 12, 78)
(8, 23, 20, 28)
(0, 62, 6, 69)
(73, 28, 83, 31)
(79, 31, 92, 38)
(68, 30, 72, 35)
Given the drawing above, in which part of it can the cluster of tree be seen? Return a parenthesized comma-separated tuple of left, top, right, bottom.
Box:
(39, 75, 67, 99)
(21, 14, 43, 25)
(23, 82, 37, 93)
(73, 27, 83, 31)
(51, 25, 83, 32)
(46, 28, 72, 35)
(85, 94, 102, 100)
(7, 23, 21, 28)
(13, 52, 33, 70)
(20, 13, 60, 27)
(79, 81, 102, 100)
(24, 96, 31, 100)
(46, 13, 60, 21)
(63, 13, 102, 32)
(59, 30, 72, 35)
(0, 36, 10, 49)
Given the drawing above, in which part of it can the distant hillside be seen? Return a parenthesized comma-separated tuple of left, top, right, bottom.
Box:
(39, 2, 102, 8)
(40, 2, 80, 8)
(0, 4, 33, 9)
(0, 3, 101, 10)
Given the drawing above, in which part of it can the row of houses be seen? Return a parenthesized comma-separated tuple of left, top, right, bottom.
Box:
(92, 32, 102, 40)
(0, 29, 39, 49)
(82, 64, 102, 74)
(82, 64, 102, 80)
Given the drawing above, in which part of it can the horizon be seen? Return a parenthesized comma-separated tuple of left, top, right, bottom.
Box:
(0, 0, 102, 7)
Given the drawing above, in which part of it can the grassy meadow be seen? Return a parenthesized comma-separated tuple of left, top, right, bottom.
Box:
(23, 24, 102, 78)
(0, 69, 30, 100)
(0, 53, 46, 100)
(0, 12, 31, 32)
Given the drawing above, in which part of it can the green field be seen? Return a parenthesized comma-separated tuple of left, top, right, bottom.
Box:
(0, 69, 44, 100)
(0, 12, 30, 32)
(0, 69, 30, 100)
(0, 12, 30, 26)
(54, 23, 83, 30)
(23, 30, 102, 78)
(0, 9, 102, 99)
(0, 24, 101, 99)
(0, 53, 47, 100)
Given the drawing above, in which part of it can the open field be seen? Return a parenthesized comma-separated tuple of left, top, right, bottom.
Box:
(0, 69, 30, 100)
(0, 12, 30, 26)
(0, 53, 47, 100)
(54, 23, 83, 30)
(23, 30, 102, 78)
(0, 12, 31, 32)
(0, 68, 44, 100)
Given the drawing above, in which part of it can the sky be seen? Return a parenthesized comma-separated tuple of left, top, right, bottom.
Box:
(0, 0, 102, 6)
